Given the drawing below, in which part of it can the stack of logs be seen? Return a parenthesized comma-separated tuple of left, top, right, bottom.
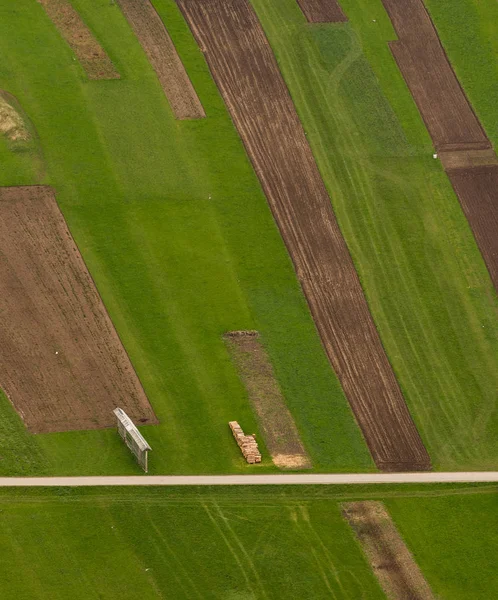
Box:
(229, 421, 262, 464)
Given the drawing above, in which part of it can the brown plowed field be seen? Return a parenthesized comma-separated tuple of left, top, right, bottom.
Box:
(0, 187, 157, 433)
(446, 166, 498, 290)
(117, 0, 205, 119)
(224, 331, 311, 470)
(296, 0, 347, 23)
(343, 502, 435, 600)
(177, 0, 430, 471)
(383, 0, 488, 151)
(37, 0, 120, 80)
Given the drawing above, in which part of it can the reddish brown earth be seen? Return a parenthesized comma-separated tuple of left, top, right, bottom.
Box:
(296, 0, 347, 23)
(382, 0, 498, 294)
(382, 0, 488, 151)
(224, 331, 311, 470)
(0, 187, 157, 433)
(37, 0, 120, 80)
(177, 0, 430, 471)
(343, 502, 435, 600)
(117, 0, 205, 119)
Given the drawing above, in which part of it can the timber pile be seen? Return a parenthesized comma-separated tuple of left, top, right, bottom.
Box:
(229, 421, 261, 464)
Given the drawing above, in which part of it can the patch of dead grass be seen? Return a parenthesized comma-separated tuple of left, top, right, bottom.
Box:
(0, 96, 30, 142)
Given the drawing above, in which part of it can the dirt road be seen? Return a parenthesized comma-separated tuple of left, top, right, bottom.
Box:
(0, 472, 496, 486)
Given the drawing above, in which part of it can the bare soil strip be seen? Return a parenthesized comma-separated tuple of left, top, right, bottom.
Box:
(0, 187, 157, 433)
(446, 167, 498, 290)
(382, 0, 488, 151)
(343, 501, 435, 600)
(116, 0, 205, 119)
(296, 0, 347, 23)
(37, 0, 120, 80)
(224, 331, 311, 470)
(177, 0, 430, 471)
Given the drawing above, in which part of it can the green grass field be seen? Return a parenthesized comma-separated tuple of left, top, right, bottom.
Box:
(0, 484, 495, 599)
(425, 0, 498, 146)
(251, 0, 498, 470)
(0, 0, 373, 475)
(1, 0, 498, 476)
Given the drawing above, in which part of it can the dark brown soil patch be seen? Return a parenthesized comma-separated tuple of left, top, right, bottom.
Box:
(0, 186, 157, 433)
(37, 0, 120, 80)
(382, 0, 488, 151)
(446, 166, 498, 290)
(343, 501, 435, 600)
(224, 331, 311, 470)
(296, 0, 347, 23)
(117, 0, 205, 119)
(177, 0, 430, 471)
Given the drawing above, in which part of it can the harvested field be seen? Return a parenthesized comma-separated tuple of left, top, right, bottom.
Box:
(224, 331, 311, 470)
(296, 0, 347, 23)
(446, 166, 498, 290)
(343, 501, 435, 600)
(116, 0, 205, 119)
(178, 0, 430, 471)
(37, 0, 119, 80)
(0, 186, 157, 433)
(439, 148, 498, 170)
(383, 0, 489, 151)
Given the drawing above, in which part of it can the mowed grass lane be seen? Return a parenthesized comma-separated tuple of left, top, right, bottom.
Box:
(424, 0, 498, 146)
(0, 485, 496, 599)
(251, 0, 498, 469)
(0, 486, 386, 600)
(387, 489, 498, 599)
(0, 0, 372, 474)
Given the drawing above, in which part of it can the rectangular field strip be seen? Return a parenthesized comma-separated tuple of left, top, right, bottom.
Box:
(296, 0, 347, 23)
(177, 0, 430, 471)
(0, 186, 157, 433)
(224, 331, 311, 470)
(383, 0, 489, 151)
(381, 0, 498, 292)
(343, 501, 435, 599)
(117, 0, 205, 119)
(445, 166, 498, 288)
(37, 0, 119, 80)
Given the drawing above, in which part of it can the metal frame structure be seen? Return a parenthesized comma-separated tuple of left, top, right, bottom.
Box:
(113, 408, 151, 472)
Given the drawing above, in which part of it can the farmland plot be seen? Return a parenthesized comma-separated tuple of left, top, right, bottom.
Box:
(117, 0, 205, 119)
(296, 0, 347, 23)
(382, 0, 498, 290)
(0, 186, 157, 433)
(177, 0, 430, 471)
